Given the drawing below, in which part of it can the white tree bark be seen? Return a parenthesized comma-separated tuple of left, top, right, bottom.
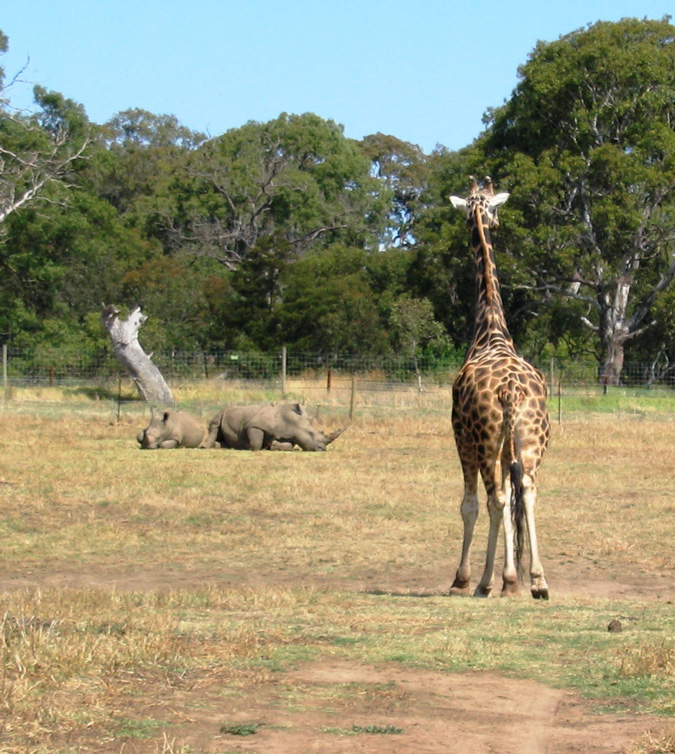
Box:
(101, 305, 173, 405)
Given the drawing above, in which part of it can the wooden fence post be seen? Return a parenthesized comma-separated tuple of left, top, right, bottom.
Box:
(550, 357, 555, 397)
(281, 346, 287, 399)
(2, 344, 7, 401)
(557, 371, 563, 425)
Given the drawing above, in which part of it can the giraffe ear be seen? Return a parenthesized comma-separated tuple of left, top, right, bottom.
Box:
(449, 196, 467, 209)
(489, 192, 510, 208)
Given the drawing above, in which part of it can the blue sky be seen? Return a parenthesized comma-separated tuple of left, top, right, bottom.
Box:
(2, 1, 672, 153)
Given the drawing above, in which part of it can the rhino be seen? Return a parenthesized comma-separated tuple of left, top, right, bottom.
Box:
(137, 409, 206, 449)
(202, 402, 346, 451)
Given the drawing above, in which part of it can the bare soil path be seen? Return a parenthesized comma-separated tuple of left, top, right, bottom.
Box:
(3, 561, 672, 753)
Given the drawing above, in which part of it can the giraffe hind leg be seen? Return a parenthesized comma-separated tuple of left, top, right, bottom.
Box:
(522, 475, 549, 599)
(449, 470, 479, 596)
(500, 464, 522, 597)
(474, 471, 506, 598)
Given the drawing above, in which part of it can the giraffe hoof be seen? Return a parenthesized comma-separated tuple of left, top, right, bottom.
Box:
(473, 584, 493, 598)
(449, 577, 471, 596)
(500, 581, 521, 597)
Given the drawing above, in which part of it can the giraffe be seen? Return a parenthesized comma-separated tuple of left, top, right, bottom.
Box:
(448, 176, 550, 599)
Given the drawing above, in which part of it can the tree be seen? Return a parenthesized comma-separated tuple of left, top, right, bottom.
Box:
(0, 31, 102, 348)
(171, 113, 389, 270)
(204, 235, 294, 350)
(278, 245, 389, 356)
(101, 305, 174, 405)
(360, 133, 429, 248)
(0, 32, 91, 228)
(483, 17, 675, 383)
(94, 108, 205, 218)
(0, 178, 159, 349)
(389, 295, 451, 390)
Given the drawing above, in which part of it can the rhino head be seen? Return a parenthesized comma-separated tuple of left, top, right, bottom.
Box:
(137, 410, 172, 449)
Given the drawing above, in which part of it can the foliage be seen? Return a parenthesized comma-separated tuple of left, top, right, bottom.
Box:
(479, 17, 675, 381)
(171, 113, 391, 269)
(278, 245, 391, 355)
(2, 19, 675, 378)
(360, 132, 430, 248)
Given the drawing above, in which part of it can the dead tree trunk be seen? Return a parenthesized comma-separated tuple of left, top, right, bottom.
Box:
(101, 304, 174, 405)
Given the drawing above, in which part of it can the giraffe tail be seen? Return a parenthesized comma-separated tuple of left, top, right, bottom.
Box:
(510, 459, 525, 581)
(500, 380, 526, 580)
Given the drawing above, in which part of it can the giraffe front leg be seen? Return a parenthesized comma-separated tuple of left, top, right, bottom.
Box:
(450, 482, 478, 595)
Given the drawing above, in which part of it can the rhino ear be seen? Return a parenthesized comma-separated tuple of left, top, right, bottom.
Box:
(162, 410, 171, 422)
(292, 403, 302, 415)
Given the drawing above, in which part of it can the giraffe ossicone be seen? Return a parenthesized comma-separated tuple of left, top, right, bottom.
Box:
(449, 175, 550, 600)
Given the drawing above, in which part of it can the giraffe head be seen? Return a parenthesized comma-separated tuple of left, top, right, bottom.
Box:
(449, 176, 509, 228)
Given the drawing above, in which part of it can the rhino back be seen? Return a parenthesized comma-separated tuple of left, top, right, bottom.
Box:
(172, 412, 206, 447)
(218, 405, 261, 448)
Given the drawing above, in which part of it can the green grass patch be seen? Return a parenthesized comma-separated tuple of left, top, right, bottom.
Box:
(113, 717, 167, 739)
(353, 724, 403, 734)
(220, 722, 264, 736)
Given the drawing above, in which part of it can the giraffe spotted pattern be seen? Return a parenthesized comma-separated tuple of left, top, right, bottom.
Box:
(449, 176, 550, 599)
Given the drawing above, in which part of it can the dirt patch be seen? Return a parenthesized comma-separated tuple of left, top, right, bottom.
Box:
(76, 661, 664, 754)
(4, 563, 673, 753)
(3, 557, 675, 603)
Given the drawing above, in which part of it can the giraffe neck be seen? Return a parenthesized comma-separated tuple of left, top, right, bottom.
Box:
(465, 205, 515, 359)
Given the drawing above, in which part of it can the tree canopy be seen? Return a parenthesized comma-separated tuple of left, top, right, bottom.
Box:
(479, 16, 675, 381)
(2, 18, 675, 384)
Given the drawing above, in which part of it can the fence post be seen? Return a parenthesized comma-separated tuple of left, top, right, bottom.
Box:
(550, 357, 555, 397)
(281, 346, 287, 400)
(557, 372, 563, 425)
(117, 376, 122, 423)
(349, 374, 356, 419)
(327, 368, 332, 394)
(2, 344, 7, 401)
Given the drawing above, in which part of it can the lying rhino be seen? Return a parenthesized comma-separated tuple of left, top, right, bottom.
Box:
(137, 409, 206, 449)
(203, 402, 345, 451)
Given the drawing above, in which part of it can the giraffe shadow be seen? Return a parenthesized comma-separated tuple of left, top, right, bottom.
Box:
(362, 588, 454, 599)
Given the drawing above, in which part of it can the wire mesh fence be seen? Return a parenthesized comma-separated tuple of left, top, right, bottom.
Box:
(2, 345, 675, 394)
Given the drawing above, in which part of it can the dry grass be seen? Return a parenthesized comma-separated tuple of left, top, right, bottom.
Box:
(627, 729, 675, 754)
(0, 389, 674, 751)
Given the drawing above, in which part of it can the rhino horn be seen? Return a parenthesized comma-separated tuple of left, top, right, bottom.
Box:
(324, 426, 348, 445)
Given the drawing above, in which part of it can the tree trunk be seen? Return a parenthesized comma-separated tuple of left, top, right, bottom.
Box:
(101, 305, 174, 405)
(600, 337, 625, 387)
(595, 276, 632, 387)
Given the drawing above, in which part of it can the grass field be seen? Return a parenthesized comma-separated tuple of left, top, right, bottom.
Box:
(0, 386, 674, 753)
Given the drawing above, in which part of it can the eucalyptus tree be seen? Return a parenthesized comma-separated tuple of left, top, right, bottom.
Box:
(173, 113, 390, 270)
(96, 108, 206, 219)
(0, 30, 91, 227)
(483, 17, 675, 383)
(360, 132, 429, 248)
(0, 30, 92, 343)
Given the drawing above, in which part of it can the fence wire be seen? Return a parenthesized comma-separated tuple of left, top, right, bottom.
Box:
(2, 347, 675, 393)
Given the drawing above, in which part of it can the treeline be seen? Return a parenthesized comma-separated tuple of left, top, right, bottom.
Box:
(2, 17, 675, 384)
